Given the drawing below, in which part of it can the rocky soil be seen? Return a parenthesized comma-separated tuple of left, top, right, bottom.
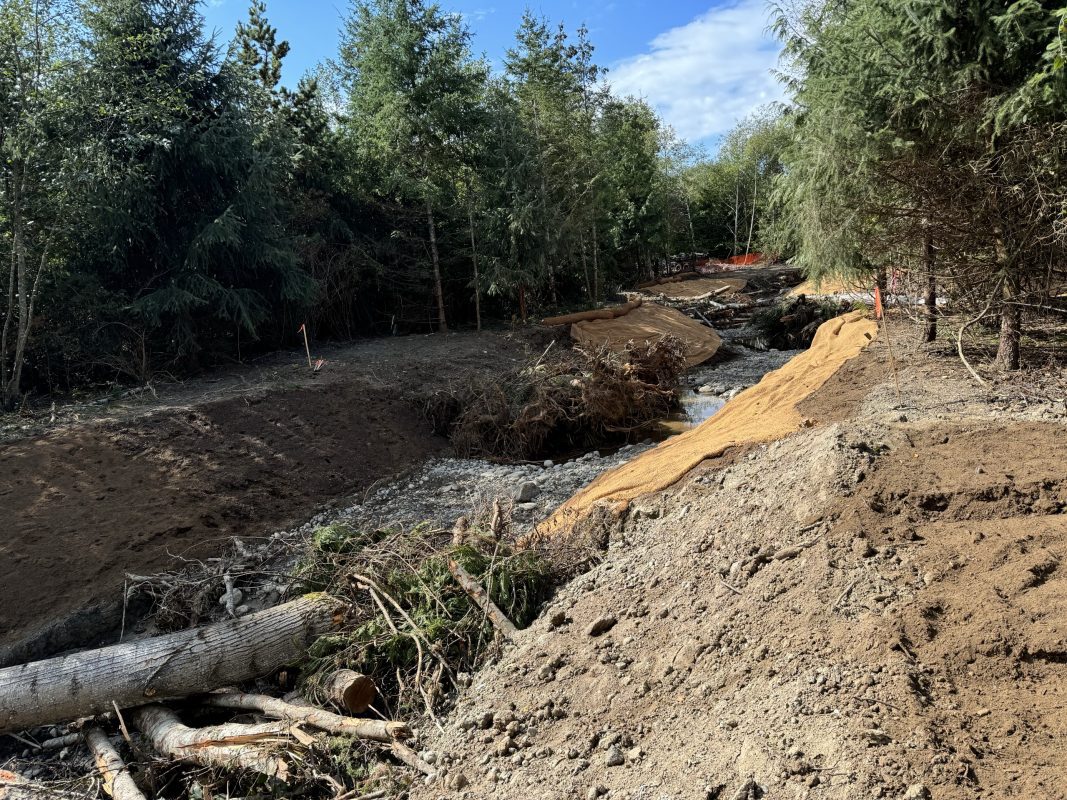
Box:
(401, 336, 1067, 800)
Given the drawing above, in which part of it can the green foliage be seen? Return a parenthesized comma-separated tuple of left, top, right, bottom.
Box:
(1, 1, 739, 401)
(684, 108, 791, 258)
(298, 520, 558, 718)
(236, 0, 289, 94)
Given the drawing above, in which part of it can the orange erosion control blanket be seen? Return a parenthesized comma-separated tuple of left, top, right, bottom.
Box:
(535, 311, 878, 538)
(570, 303, 722, 369)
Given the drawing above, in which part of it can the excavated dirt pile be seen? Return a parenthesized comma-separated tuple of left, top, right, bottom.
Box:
(410, 337, 1067, 799)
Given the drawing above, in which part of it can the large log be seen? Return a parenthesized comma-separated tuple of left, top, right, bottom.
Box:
(542, 299, 642, 327)
(0, 594, 340, 734)
(204, 691, 409, 742)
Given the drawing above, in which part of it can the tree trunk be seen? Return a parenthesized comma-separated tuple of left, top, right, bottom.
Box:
(131, 705, 291, 781)
(591, 222, 600, 307)
(0, 193, 15, 399)
(0, 594, 338, 734)
(2, 176, 25, 410)
(204, 691, 409, 741)
(518, 284, 527, 323)
(922, 231, 937, 343)
(426, 201, 448, 333)
(83, 727, 147, 800)
(732, 176, 740, 256)
(683, 194, 696, 254)
(997, 279, 1021, 370)
(745, 166, 758, 257)
(468, 208, 481, 332)
(579, 235, 592, 300)
(324, 669, 376, 714)
(993, 228, 1021, 370)
(876, 266, 888, 298)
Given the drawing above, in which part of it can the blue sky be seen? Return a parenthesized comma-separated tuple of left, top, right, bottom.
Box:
(201, 0, 785, 150)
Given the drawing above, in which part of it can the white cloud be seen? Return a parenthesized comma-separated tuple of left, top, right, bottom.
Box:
(608, 0, 785, 145)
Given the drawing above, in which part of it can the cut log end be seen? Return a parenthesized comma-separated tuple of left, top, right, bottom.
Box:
(326, 670, 376, 714)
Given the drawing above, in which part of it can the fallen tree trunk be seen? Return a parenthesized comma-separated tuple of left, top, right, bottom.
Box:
(83, 727, 147, 800)
(130, 705, 292, 781)
(0, 594, 340, 734)
(204, 691, 409, 742)
(635, 271, 700, 289)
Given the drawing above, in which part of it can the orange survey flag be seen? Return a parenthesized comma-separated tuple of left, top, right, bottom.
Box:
(874, 286, 884, 319)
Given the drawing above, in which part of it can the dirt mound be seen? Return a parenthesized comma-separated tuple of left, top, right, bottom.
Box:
(410, 414, 1067, 800)
(538, 311, 877, 537)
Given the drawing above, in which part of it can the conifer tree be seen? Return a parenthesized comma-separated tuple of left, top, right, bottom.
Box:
(339, 0, 487, 332)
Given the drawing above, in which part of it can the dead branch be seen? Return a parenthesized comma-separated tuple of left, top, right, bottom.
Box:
(448, 559, 518, 639)
(130, 704, 292, 781)
(0, 771, 90, 800)
(390, 741, 435, 777)
(203, 691, 408, 742)
(83, 727, 146, 800)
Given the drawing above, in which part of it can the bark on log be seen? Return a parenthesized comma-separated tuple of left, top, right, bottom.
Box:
(448, 559, 518, 639)
(542, 308, 613, 326)
(0, 594, 340, 734)
(130, 705, 291, 781)
(324, 670, 376, 714)
(204, 691, 408, 742)
(83, 728, 147, 800)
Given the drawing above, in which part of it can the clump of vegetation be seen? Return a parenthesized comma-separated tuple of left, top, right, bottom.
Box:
(295, 512, 570, 720)
(750, 297, 855, 350)
(424, 337, 687, 460)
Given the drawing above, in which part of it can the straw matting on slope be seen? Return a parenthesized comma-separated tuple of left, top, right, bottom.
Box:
(643, 277, 748, 300)
(789, 275, 866, 297)
(538, 311, 878, 538)
(570, 303, 721, 369)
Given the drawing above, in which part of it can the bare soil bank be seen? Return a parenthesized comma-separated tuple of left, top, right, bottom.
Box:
(0, 332, 528, 662)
